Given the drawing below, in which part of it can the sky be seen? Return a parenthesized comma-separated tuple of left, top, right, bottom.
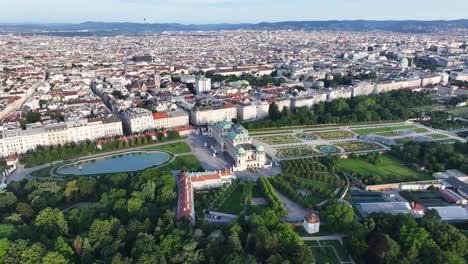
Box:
(1, 0, 468, 24)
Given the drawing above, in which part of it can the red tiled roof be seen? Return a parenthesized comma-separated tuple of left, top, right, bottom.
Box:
(304, 213, 320, 224)
(152, 112, 169, 120)
(178, 171, 193, 220)
(190, 173, 221, 182)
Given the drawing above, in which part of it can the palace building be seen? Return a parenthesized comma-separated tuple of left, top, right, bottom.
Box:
(208, 121, 266, 171)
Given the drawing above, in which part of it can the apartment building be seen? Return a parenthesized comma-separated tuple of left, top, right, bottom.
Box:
(0, 117, 123, 157)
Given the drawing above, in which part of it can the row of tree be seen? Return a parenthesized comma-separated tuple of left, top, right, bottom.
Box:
(245, 90, 434, 129)
(257, 177, 287, 217)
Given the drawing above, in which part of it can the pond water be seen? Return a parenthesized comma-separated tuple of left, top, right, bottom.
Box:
(57, 151, 170, 175)
(319, 146, 339, 153)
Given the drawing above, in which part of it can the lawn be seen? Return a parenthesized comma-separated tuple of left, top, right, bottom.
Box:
(428, 134, 449, 139)
(31, 166, 53, 177)
(353, 125, 416, 136)
(308, 246, 341, 264)
(145, 142, 191, 153)
(375, 131, 398, 137)
(215, 184, 244, 214)
(335, 141, 383, 152)
(319, 240, 352, 262)
(413, 127, 429, 133)
(255, 135, 301, 145)
(159, 155, 203, 172)
(336, 155, 431, 184)
(275, 146, 316, 158)
(314, 130, 355, 140)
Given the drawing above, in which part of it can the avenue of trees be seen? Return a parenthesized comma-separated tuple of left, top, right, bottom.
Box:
(0, 167, 312, 263)
(257, 177, 287, 217)
(245, 90, 434, 129)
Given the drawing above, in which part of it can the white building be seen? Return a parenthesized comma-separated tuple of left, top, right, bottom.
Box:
(152, 110, 190, 130)
(120, 108, 154, 134)
(0, 117, 123, 157)
(303, 213, 320, 234)
(208, 121, 266, 171)
(190, 104, 237, 126)
(195, 77, 212, 95)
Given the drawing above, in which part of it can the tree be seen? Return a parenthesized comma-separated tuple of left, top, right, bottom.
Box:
(20, 242, 46, 264)
(87, 218, 123, 260)
(268, 102, 281, 121)
(54, 236, 74, 259)
(0, 238, 10, 264)
(26, 111, 41, 124)
(41, 251, 69, 264)
(34, 208, 69, 237)
(64, 180, 79, 202)
(0, 191, 17, 212)
(323, 202, 354, 232)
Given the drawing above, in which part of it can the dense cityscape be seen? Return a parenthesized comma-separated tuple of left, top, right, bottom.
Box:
(0, 13, 468, 264)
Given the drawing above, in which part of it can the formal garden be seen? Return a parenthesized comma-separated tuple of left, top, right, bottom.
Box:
(275, 145, 316, 158)
(335, 141, 383, 152)
(313, 130, 355, 140)
(352, 125, 418, 136)
(255, 135, 301, 145)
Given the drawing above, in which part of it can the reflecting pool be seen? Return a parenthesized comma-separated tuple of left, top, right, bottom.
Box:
(57, 151, 170, 175)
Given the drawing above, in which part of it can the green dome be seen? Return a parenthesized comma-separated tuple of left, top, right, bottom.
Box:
(256, 145, 265, 152)
(399, 57, 409, 65)
(236, 146, 246, 155)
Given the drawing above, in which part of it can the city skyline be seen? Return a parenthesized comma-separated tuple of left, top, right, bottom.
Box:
(2, 0, 468, 24)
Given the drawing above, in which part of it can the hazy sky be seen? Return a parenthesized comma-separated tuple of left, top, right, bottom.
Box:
(1, 0, 468, 24)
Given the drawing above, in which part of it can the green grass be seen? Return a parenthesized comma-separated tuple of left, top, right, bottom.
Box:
(309, 246, 341, 264)
(159, 155, 203, 172)
(353, 125, 416, 135)
(319, 240, 352, 262)
(314, 130, 355, 140)
(336, 155, 431, 184)
(31, 166, 53, 177)
(255, 135, 301, 145)
(413, 128, 429, 133)
(375, 131, 398, 137)
(215, 184, 244, 214)
(428, 134, 449, 139)
(145, 142, 191, 153)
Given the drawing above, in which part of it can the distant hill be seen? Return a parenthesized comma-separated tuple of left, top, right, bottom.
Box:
(1, 20, 468, 35)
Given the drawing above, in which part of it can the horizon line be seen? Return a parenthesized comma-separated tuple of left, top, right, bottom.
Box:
(1, 18, 468, 25)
